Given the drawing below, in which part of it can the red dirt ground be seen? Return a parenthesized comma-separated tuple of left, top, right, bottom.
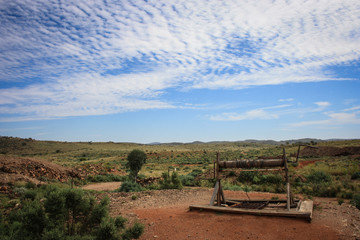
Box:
(90, 187, 360, 240)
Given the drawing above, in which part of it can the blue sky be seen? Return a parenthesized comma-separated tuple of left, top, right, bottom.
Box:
(0, 0, 360, 143)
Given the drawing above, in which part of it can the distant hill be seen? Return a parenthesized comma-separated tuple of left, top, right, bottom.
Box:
(0, 136, 356, 150)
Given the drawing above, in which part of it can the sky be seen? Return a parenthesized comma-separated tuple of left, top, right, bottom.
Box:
(0, 0, 360, 143)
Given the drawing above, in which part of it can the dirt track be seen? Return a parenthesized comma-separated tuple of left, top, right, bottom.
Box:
(85, 183, 360, 240)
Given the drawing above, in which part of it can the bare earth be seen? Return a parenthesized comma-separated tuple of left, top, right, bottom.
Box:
(85, 183, 360, 240)
(82, 182, 122, 191)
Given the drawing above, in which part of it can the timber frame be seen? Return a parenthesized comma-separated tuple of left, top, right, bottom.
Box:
(189, 149, 313, 221)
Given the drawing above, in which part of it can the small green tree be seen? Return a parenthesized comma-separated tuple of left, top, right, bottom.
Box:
(126, 149, 147, 181)
(159, 171, 183, 189)
(1, 184, 144, 239)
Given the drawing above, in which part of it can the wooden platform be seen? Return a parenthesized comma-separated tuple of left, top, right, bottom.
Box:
(189, 200, 313, 221)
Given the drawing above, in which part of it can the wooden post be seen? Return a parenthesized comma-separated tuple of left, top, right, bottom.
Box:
(284, 148, 290, 211)
(210, 181, 219, 206)
(213, 161, 216, 179)
(210, 152, 226, 206)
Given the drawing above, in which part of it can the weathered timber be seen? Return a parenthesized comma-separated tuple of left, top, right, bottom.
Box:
(210, 181, 219, 206)
(189, 200, 313, 221)
(218, 158, 284, 169)
(191, 149, 313, 221)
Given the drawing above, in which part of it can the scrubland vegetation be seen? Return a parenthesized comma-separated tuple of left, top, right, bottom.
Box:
(1, 137, 360, 239)
(0, 183, 143, 240)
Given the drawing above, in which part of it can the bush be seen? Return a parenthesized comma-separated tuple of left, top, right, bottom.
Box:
(126, 149, 147, 181)
(86, 174, 126, 183)
(351, 194, 360, 210)
(336, 187, 354, 199)
(114, 216, 127, 229)
(260, 174, 283, 184)
(299, 170, 338, 197)
(0, 184, 144, 240)
(12, 200, 47, 240)
(171, 172, 182, 189)
(118, 181, 142, 192)
(222, 182, 242, 191)
(237, 171, 259, 183)
(180, 175, 195, 186)
(351, 172, 360, 180)
(22, 189, 38, 201)
(95, 218, 120, 240)
(180, 169, 203, 186)
(306, 170, 332, 184)
(122, 222, 144, 240)
(159, 172, 183, 189)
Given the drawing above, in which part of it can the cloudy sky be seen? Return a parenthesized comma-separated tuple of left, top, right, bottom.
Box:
(0, 0, 360, 143)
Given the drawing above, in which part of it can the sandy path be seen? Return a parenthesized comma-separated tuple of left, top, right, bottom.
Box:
(82, 181, 122, 191)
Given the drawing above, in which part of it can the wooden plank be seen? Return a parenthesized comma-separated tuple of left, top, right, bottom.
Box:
(286, 182, 290, 211)
(226, 199, 297, 203)
(189, 203, 312, 221)
(210, 181, 219, 206)
(299, 200, 313, 219)
(219, 181, 225, 204)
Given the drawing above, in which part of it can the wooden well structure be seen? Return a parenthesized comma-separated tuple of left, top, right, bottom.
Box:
(189, 149, 313, 221)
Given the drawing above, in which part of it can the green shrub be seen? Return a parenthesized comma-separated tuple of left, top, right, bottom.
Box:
(351, 172, 360, 180)
(337, 190, 353, 199)
(44, 189, 66, 225)
(222, 182, 242, 191)
(306, 170, 332, 184)
(260, 174, 283, 184)
(159, 172, 183, 189)
(351, 194, 360, 210)
(292, 162, 299, 167)
(95, 218, 120, 240)
(126, 149, 147, 181)
(12, 200, 47, 240)
(118, 181, 142, 192)
(299, 170, 339, 197)
(86, 174, 126, 183)
(180, 169, 203, 186)
(171, 172, 182, 189)
(22, 189, 38, 201)
(25, 181, 36, 189)
(114, 216, 127, 229)
(237, 171, 260, 183)
(0, 184, 144, 239)
(180, 175, 195, 186)
(122, 222, 144, 240)
(42, 227, 65, 240)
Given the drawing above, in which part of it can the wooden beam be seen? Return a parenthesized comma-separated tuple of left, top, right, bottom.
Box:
(210, 180, 219, 206)
(189, 201, 313, 221)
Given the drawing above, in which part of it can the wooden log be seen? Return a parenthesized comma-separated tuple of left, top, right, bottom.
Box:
(220, 168, 284, 172)
(218, 159, 284, 169)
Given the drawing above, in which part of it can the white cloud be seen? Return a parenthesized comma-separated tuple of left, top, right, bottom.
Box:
(279, 98, 294, 102)
(1, 0, 360, 120)
(314, 101, 331, 111)
(0, 69, 179, 121)
(344, 106, 360, 112)
(291, 112, 360, 127)
(210, 109, 278, 121)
